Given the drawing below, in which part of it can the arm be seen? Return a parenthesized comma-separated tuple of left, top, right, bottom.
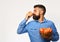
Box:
(17, 18, 28, 34)
(50, 22, 59, 41)
(17, 11, 33, 34)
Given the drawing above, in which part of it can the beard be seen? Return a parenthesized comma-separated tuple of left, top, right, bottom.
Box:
(33, 14, 40, 20)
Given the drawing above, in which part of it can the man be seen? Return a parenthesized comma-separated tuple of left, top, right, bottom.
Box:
(17, 4, 59, 42)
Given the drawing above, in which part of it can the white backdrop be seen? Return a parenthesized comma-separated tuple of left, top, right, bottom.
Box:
(0, 0, 60, 42)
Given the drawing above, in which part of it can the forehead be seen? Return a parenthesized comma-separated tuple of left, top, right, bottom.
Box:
(34, 7, 43, 10)
(34, 7, 39, 10)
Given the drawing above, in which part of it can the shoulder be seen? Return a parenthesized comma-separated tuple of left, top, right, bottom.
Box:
(46, 20, 54, 25)
(46, 20, 56, 27)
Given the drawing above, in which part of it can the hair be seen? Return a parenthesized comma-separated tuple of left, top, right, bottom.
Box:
(34, 4, 46, 15)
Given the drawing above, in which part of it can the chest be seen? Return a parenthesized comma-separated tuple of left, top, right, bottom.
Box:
(26, 22, 51, 33)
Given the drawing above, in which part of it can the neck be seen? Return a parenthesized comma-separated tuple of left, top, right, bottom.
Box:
(38, 15, 44, 23)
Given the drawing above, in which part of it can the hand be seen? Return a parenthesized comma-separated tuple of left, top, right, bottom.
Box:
(25, 11, 33, 20)
(47, 36, 52, 40)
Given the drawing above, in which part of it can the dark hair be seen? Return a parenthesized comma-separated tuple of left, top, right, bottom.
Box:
(34, 4, 46, 15)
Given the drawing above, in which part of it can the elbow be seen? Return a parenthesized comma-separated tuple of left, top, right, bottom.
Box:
(54, 36, 59, 41)
(52, 34, 59, 41)
(17, 29, 22, 34)
(17, 31, 21, 34)
(55, 35, 59, 41)
(55, 33, 59, 41)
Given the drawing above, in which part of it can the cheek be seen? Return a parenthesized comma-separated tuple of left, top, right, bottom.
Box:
(33, 12, 39, 15)
(40, 11, 44, 14)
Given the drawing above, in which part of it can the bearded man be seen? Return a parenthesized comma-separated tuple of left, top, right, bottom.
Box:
(17, 4, 59, 42)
